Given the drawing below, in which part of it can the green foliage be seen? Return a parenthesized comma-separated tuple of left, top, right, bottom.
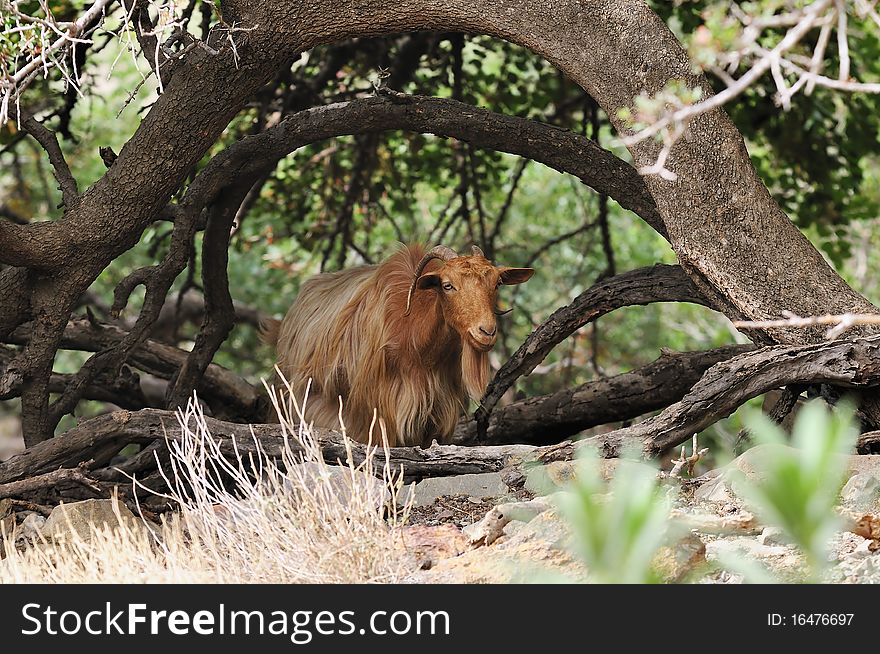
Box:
(652, 0, 880, 264)
(731, 400, 860, 580)
(617, 80, 704, 137)
(553, 450, 675, 584)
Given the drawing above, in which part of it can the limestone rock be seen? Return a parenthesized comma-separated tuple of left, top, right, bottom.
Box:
(651, 533, 707, 583)
(396, 524, 469, 570)
(41, 499, 145, 543)
(694, 475, 735, 504)
(284, 462, 391, 508)
(758, 526, 787, 546)
(840, 473, 880, 511)
(415, 509, 586, 583)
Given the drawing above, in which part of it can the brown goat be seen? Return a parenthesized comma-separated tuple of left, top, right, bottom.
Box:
(261, 244, 533, 446)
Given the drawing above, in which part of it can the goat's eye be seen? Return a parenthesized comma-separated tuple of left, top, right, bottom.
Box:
(442, 282, 455, 291)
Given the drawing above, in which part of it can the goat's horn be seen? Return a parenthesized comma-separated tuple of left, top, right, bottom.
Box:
(404, 245, 459, 316)
(471, 245, 485, 258)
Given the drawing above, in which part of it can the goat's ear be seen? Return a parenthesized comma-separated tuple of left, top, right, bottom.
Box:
(416, 272, 442, 289)
(498, 267, 534, 285)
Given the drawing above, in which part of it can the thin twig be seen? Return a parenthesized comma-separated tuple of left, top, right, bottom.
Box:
(733, 311, 880, 339)
(20, 113, 79, 208)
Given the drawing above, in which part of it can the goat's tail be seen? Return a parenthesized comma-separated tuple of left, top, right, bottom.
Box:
(259, 317, 282, 346)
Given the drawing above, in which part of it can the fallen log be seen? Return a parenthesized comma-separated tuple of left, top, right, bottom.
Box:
(0, 409, 575, 493)
(4, 336, 880, 508)
(0, 464, 103, 499)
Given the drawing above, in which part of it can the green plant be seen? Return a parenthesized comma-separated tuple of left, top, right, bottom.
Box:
(732, 399, 860, 581)
(554, 450, 674, 584)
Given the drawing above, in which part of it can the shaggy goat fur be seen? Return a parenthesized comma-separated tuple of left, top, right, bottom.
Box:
(262, 244, 531, 447)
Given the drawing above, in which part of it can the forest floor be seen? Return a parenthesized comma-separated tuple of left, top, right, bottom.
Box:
(2, 421, 879, 583)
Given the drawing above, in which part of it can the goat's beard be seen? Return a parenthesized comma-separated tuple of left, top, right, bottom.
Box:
(460, 344, 491, 402)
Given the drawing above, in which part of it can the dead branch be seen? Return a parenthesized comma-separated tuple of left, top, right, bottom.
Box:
(4, 317, 262, 420)
(0, 463, 102, 499)
(0, 409, 576, 492)
(20, 114, 79, 209)
(734, 311, 880, 340)
(857, 430, 880, 454)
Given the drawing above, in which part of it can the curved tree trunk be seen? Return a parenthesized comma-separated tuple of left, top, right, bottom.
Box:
(2, 0, 876, 443)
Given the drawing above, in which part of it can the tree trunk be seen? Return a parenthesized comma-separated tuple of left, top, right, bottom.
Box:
(3, 0, 877, 443)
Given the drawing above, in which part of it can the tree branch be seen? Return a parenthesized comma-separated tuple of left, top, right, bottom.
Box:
(47, 211, 200, 429)
(183, 93, 666, 238)
(165, 180, 254, 408)
(0, 409, 574, 488)
(454, 344, 755, 445)
(474, 264, 715, 440)
(20, 114, 79, 209)
(4, 318, 262, 421)
(587, 335, 880, 458)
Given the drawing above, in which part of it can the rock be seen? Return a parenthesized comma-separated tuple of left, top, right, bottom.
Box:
(15, 513, 46, 545)
(651, 534, 707, 583)
(464, 496, 554, 546)
(41, 499, 145, 543)
(699, 447, 880, 505)
(846, 454, 880, 479)
(758, 526, 787, 546)
(283, 462, 391, 508)
(827, 532, 880, 584)
(707, 537, 793, 561)
(524, 458, 654, 495)
(501, 468, 526, 490)
(829, 531, 871, 562)
(406, 472, 509, 508)
(731, 446, 880, 483)
(850, 513, 880, 552)
(671, 507, 760, 535)
(396, 524, 469, 570)
(416, 509, 587, 583)
(502, 519, 527, 538)
(694, 476, 735, 504)
(840, 473, 880, 511)
(525, 461, 576, 494)
(705, 536, 804, 581)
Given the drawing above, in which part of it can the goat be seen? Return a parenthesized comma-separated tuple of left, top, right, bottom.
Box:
(261, 243, 533, 447)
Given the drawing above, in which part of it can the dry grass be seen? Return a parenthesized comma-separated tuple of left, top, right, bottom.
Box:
(0, 378, 415, 583)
